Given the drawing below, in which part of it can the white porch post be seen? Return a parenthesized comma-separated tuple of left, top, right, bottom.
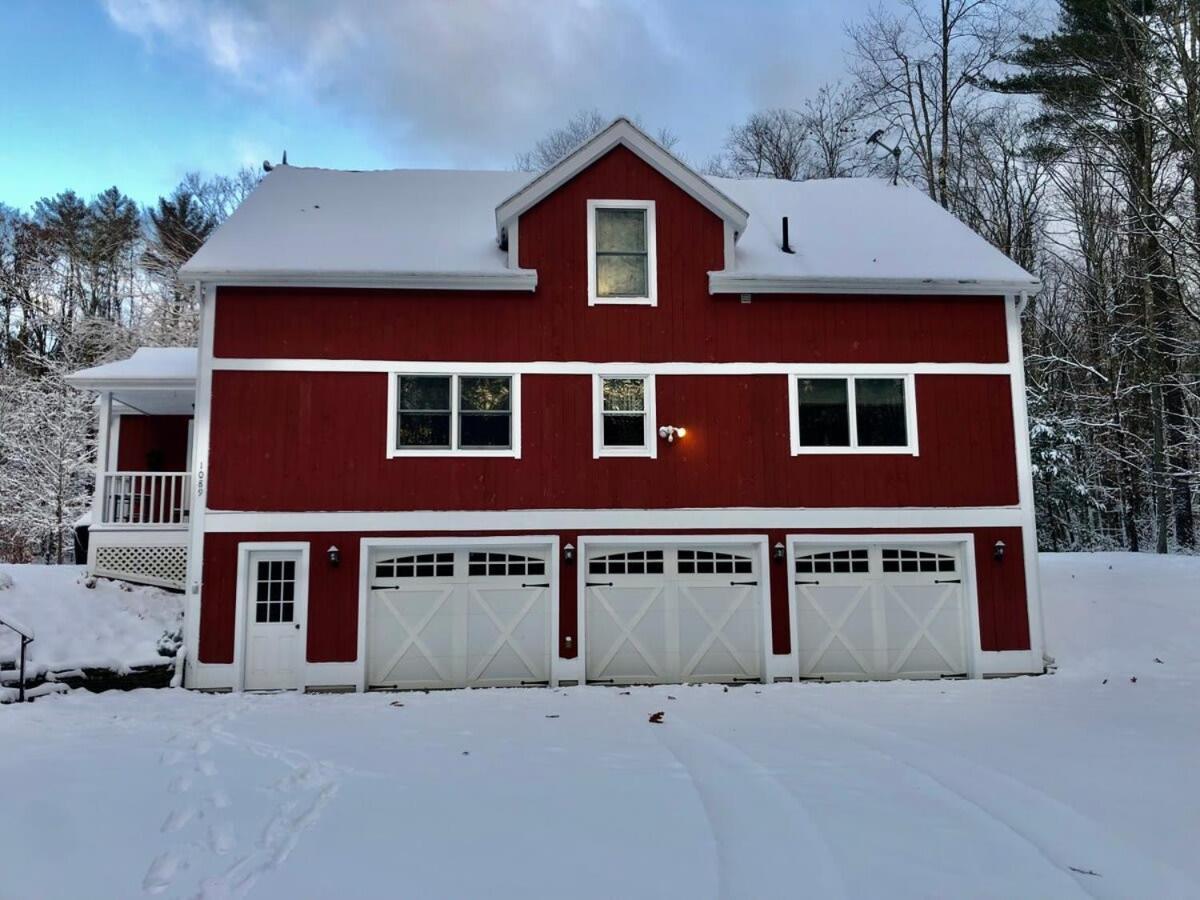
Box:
(92, 390, 112, 527)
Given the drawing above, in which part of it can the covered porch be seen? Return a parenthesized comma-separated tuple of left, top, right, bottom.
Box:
(67, 348, 198, 590)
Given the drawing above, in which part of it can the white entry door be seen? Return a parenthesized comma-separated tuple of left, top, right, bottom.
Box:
(367, 546, 552, 689)
(243, 550, 307, 691)
(793, 543, 969, 680)
(585, 545, 763, 685)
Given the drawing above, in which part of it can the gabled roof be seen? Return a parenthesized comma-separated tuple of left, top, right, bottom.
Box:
(66, 347, 197, 390)
(494, 117, 749, 239)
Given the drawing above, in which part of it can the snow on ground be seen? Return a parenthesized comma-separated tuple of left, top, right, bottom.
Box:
(0, 564, 182, 678)
(1, 553, 1197, 899)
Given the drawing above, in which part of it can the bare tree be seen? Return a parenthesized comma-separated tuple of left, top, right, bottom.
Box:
(515, 109, 680, 171)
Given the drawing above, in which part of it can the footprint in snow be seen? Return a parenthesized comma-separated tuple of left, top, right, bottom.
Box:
(168, 774, 192, 794)
(142, 851, 186, 894)
(208, 821, 235, 855)
(161, 806, 198, 833)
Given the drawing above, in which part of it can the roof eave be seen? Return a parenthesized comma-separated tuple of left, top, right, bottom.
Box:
(65, 375, 197, 392)
(495, 118, 749, 237)
(178, 269, 539, 292)
(707, 272, 1042, 297)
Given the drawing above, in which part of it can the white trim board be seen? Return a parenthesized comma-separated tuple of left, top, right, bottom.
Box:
(210, 359, 1014, 376)
(202, 506, 1030, 533)
(708, 274, 1041, 296)
(181, 270, 538, 292)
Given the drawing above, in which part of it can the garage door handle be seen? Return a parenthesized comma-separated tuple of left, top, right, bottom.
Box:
(794, 580, 821, 585)
(522, 582, 551, 588)
(730, 580, 758, 586)
(586, 581, 614, 587)
(934, 578, 961, 584)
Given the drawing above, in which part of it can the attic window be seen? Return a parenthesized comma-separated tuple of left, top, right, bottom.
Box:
(588, 199, 657, 306)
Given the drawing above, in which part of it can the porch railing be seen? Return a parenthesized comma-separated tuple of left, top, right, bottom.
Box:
(101, 471, 192, 526)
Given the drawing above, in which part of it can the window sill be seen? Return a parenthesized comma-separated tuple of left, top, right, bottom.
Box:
(790, 446, 919, 457)
(589, 296, 657, 307)
(595, 445, 656, 459)
(387, 448, 521, 459)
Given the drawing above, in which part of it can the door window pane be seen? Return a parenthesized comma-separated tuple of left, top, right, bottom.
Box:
(254, 557, 297, 625)
(855, 378, 907, 447)
(796, 379, 850, 447)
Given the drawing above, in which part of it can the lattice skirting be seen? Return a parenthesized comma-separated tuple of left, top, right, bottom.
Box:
(94, 544, 188, 590)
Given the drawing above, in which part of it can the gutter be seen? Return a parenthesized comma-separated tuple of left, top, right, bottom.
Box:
(708, 272, 1042, 297)
(178, 269, 539, 292)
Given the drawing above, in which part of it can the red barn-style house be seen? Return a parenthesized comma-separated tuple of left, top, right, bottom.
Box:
(69, 119, 1046, 692)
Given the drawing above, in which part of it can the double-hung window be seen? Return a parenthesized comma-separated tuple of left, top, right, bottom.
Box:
(389, 373, 519, 457)
(587, 199, 657, 305)
(593, 374, 656, 458)
(789, 374, 917, 455)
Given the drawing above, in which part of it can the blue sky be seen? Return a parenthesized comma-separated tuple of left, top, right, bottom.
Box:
(2, 0, 874, 212)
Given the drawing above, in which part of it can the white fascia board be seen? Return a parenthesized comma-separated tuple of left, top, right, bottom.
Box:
(495, 118, 749, 237)
(65, 375, 196, 391)
(708, 272, 1042, 296)
(204, 506, 1028, 533)
(180, 270, 538, 292)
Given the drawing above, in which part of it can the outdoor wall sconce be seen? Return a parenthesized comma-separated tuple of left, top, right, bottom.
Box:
(993, 540, 1006, 562)
(563, 543, 576, 564)
(327, 545, 341, 568)
(658, 425, 687, 443)
(773, 542, 786, 562)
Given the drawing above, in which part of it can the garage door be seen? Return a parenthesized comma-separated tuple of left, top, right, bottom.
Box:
(367, 547, 551, 689)
(585, 545, 763, 685)
(793, 543, 969, 680)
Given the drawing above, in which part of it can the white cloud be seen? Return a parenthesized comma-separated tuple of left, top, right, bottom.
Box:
(102, 0, 872, 167)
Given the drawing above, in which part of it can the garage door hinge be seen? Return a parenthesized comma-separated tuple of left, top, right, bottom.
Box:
(586, 581, 614, 587)
(522, 582, 551, 588)
(794, 580, 821, 585)
(730, 580, 758, 586)
(934, 578, 962, 584)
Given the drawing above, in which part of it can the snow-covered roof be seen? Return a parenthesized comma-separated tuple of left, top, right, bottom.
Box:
(708, 176, 1038, 294)
(178, 134, 1037, 295)
(66, 348, 197, 389)
(180, 168, 536, 290)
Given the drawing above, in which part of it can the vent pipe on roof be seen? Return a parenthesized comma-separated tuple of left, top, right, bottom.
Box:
(781, 216, 795, 254)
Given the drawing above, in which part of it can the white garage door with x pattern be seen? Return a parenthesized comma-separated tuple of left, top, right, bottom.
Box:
(585, 545, 763, 685)
(368, 547, 552, 689)
(793, 543, 970, 680)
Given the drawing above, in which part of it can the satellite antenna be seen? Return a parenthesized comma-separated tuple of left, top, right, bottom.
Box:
(865, 129, 902, 185)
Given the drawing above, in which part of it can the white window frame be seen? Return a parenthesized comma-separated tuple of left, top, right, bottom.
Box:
(592, 373, 657, 458)
(587, 199, 658, 306)
(386, 372, 521, 458)
(788, 373, 918, 456)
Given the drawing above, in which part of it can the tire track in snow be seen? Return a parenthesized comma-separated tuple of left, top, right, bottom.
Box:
(623, 695, 848, 900)
(791, 698, 1198, 900)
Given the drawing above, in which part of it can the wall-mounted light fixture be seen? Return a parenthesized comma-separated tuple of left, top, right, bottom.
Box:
(327, 545, 341, 568)
(773, 542, 786, 563)
(993, 540, 1006, 562)
(658, 425, 687, 443)
(563, 543, 576, 565)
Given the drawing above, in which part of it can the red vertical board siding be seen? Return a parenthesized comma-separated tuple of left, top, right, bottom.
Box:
(211, 148, 1008, 365)
(208, 371, 1019, 511)
(197, 526, 1029, 666)
(116, 415, 191, 471)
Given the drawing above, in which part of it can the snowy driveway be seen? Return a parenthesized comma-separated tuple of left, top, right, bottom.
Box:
(3, 553, 1198, 899)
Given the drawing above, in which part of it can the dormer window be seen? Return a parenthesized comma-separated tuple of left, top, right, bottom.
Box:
(587, 199, 657, 306)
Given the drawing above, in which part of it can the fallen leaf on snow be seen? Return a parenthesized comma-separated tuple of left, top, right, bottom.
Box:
(648, 712, 665, 724)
